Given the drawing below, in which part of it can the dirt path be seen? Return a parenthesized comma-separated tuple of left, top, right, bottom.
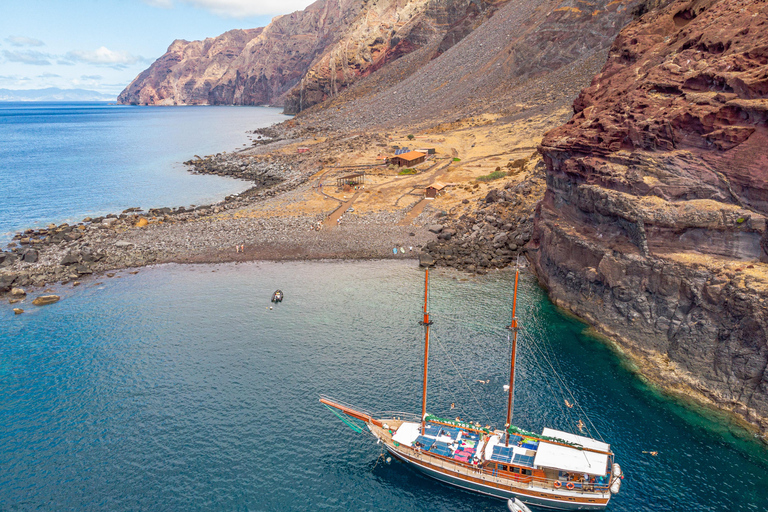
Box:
(324, 191, 363, 228)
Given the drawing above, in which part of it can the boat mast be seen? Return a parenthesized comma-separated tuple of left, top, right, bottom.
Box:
(505, 261, 520, 446)
(420, 268, 432, 434)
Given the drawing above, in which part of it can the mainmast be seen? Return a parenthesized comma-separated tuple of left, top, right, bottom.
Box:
(420, 268, 432, 434)
(505, 261, 520, 446)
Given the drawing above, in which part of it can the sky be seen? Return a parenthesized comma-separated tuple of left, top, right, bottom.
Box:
(0, 0, 317, 97)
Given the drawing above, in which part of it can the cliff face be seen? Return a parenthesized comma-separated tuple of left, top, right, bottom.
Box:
(531, 0, 768, 436)
(118, 0, 361, 105)
(294, 0, 650, 131)
(282, 0, 505, 113)
(118, 0, 502, 108)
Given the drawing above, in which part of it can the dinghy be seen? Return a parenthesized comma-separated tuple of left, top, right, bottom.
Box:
(507, 497, 533, 512)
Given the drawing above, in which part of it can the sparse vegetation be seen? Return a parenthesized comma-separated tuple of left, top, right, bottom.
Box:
(398, 168, 417, 175)
(477, 170, 508, 182)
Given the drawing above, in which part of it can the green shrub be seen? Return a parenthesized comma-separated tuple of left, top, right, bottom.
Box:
(407, 134, 415, 140)
(477, 170, 507, 182)
(737, 217, 746, 224)
(452, 157, 461, 162)
(398, 168, 417, 175)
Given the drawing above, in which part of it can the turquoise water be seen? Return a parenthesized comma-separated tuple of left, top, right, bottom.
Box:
(0, 102, 285, 240)
(2, 260, 766, 511)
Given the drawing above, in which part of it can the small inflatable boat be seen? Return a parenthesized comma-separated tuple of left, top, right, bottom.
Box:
(271, 290, 283, 303)
(507, 498, 532, 512)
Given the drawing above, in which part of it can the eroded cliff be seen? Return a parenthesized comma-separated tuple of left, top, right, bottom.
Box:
(531, 0, 768, 438)
(118, 0, 503, 108)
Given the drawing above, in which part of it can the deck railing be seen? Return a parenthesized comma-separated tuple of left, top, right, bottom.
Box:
(400, 445, 610, 497)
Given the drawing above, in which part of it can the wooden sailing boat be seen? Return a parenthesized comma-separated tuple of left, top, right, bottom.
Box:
(321, 265, 623, 510)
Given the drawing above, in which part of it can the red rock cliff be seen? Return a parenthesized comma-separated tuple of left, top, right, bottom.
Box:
(532, 0, 768, 439)
(118, 0, 504, 108)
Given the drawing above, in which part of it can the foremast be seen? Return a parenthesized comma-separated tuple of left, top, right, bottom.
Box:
(420, 268, 432, 434)
(505, 261, 520, 446)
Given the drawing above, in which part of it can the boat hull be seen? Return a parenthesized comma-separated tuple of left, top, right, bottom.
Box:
(384, 444, 609, 511)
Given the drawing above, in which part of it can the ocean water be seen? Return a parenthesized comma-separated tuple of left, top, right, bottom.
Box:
(1, 260, 766, 511)
(0, 102, 286, 240)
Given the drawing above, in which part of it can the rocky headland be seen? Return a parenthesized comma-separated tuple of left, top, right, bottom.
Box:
(531, 0, 768, 438)
(8, 0, 768, 444)
(118, 0, 506, 109)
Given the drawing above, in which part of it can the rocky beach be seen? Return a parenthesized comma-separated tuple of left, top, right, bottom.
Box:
(4, 0, 768, 448)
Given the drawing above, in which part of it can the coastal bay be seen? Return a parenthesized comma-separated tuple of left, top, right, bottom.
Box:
(2, 261, 767, 510)
(0, 102, 285, 240)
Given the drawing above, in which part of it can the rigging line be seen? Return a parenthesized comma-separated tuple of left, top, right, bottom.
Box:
(519, 327, 574, 431)
(427, 352, 471, 421)
(525, 312, 603, 441)
(524, 322, 586, 435)
(430, 329, 493, 427)
(522, 320, 578, 430)
(528, 310, 604, 441)
(523, 329, 580, 434)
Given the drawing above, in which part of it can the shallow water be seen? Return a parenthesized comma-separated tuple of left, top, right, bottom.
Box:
(1, 260, 766, 511)
(0, 102, 285, 240)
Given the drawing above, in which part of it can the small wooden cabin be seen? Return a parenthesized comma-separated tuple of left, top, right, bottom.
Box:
(425, 181, 448, 199)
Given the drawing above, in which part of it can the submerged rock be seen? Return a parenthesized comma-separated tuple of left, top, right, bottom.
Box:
(32, 295, 60, 306)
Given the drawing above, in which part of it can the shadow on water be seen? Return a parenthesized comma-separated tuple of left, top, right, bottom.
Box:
(0, 260, 766, 511)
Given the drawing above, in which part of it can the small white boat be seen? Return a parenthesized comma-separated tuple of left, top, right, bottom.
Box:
(508, 498, 533, 512)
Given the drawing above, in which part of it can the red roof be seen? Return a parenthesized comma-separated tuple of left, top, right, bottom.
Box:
(392, 151, 427, 161)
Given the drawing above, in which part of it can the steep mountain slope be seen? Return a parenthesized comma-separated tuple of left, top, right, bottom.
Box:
(293, 0, 648, 132)
(118, 0, 504, 107)
(531, 0, 768, 436)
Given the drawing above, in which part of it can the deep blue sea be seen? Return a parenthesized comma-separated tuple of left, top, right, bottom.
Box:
(2, 261, 767, 511)
(0, 102, 285, 240)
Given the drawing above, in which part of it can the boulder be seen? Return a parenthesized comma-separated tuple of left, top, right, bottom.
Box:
(115, 241, 135, 248)
(21, 248, 38, 263)
(75, 264, 93, 275)
(10, 287, 26, 296)
(60, 251, 80, 266)
(32, 294, 60, 306)
(0, 252, 18, 267)
(428, 224, 444, 234)
(419, 252, 436, 267)
(0, 273, 15, 292)
(13, 308, 23, 315)
(484, 189, 503, 204)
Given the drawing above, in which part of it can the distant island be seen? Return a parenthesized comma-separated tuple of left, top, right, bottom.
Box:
(0, 88, 115, 102)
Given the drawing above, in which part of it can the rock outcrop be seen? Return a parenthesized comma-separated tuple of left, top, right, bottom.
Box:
(531, 0, 768, 438)
(118, 0, 503, 109)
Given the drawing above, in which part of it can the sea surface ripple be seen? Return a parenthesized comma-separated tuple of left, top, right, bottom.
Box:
(1, 260, 766, 511)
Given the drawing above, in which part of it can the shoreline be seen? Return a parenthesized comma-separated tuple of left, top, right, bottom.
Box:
(4, 117, 768, 453)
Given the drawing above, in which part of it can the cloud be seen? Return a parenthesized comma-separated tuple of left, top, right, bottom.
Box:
(81, 74, 103, 80)
(144, 0, 315, 17)
(2, 50, 52, 65)
(0, 74, 32, 85)
(64, 46, 146, 70)
(142, 0, 173, 7)
(38, 73, 61, 78)
(6, 36, 45, 47)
